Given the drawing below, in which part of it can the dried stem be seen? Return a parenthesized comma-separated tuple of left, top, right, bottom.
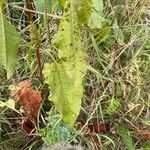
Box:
(35, 46, 43, 84)
(9, 4, 62, 19)
(25, 0, 43, 84)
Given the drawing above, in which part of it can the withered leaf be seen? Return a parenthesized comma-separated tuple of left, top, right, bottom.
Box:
(11, 80, 41, 122)
(20, 118, 36, 134)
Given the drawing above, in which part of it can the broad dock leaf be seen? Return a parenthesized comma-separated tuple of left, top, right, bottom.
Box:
(43, 0, 87, 125)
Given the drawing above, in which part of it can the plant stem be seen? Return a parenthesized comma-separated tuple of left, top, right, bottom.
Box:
(45, 0, 51, 45)
(35, 46, 43, 84)
(25, 0, 43, 84)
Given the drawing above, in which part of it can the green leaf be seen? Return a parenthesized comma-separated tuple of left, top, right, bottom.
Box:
(0, 0, 4, 6)
(116, 124, 134, 150)
(43, 53, 86, 125)
(6, 99, 15, 109)
(40, 112, 77, 144)
(77, 0, 92, 25)
(105, 98, 121, 115)
(0, 6, 21, 78)
(113, 21, 124, 45)
(43, 0, 87, 125)
(0, 99, 15, 109)
(58, 0, 66, 7)
(142, 140, 150, 150)
(34, 0, 52, 13)
(88, 0, 105, 29)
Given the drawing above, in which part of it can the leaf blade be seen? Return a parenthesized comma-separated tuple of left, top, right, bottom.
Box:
(43, 0, 87, 125)
(88, 0, 105, 29)
(116, 124, 134, 150)
(0, 6, 21, 78)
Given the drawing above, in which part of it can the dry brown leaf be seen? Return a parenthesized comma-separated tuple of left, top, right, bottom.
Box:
(11, 80, 41, 121)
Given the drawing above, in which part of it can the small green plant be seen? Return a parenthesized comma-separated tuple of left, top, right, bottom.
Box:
(105, 97, 121, 115)
(40, 109, 77, 145)
(116, 124, 134, 150)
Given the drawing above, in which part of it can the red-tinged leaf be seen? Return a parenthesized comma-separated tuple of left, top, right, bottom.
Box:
(11, 80, 41, 121)
(20, 118, 36, 134)
(88, 118, 110, 133)
(138, 130, 150, 139)
(75, 119, 110, 149)
(134, 129, 150, 140)
(75, 118, 110, 135)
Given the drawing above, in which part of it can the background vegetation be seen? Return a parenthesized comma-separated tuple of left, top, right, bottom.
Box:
(0, 0, 150, 149)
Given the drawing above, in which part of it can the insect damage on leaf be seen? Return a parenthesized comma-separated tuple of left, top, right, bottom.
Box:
(43, 0, 87, 125)
(11, 80, 41, 134)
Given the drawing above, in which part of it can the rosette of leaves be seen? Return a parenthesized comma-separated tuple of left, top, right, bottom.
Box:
(40, 111, 77, 145)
